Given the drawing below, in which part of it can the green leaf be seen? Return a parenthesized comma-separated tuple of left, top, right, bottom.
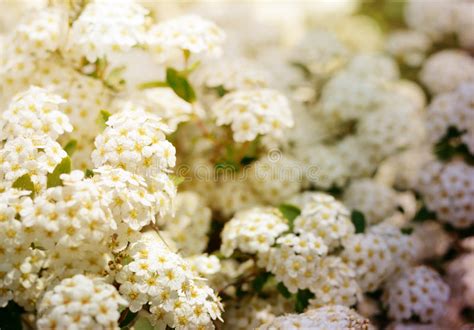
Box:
(413, 206, 436, 222)
(63, 140, 77, 156)
(119, 309, 137, 329)
(215, 160, 239, 172)
(47, 157, 72, 188)
(214, 85, 228, 97)
(401, 227, 413, 235)
(105, 66, 126, 90)
(278, 204, 301, 232)
(0, 302, 24, 330)
(170, 174, 185, 186)
(166, 68, 196, 103)
(12, 174, 35, 198)
(100, 110, 111, 124)
(434, 126, 474, 163)
(277, 282, 292, 299)
(294, 289, 314, 313)
(240, 156, 257, 166)
(351, 210, 366, 234)
(133, 315, 154, 330)
(84, 169, 95, 178)
(252, 272, 271, 293)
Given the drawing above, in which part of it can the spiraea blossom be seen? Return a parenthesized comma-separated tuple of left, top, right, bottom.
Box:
(0, 189, 40, 309)
(419, 50, 474, 95)
(3, 7, 66, 60)
(426, 82, 474, 154)
(159, 192, 212, 256)
(0, 87, 72, 140)
(259, 305, 370, 330)
(293, 192, 354, 249)
(383, 266, 450, 323)
(343, 179, 399, 225)
(116, 231, 223, 329)
(341, 233, 393, 292)
(220, 207, 289, 257)
(37, 274, 127, 330)
(0, 135, 67, 191)
(64, 0, 149, 63)
(0, 0, 472, 328)
(92, 107, 176, 176)
(212, 89, 294, 142)
(418, 160, 474, 228)
(147, 15, 225, 62)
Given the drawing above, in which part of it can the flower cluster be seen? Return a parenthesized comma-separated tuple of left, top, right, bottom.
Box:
(1, 0, 472, 328)
(147, 15, 225, 62)
(383, 266, 450, 322)
(343, 179, 399, 225)
(116, 232, 223, 329)
(341, 233, 393, 292)
(426, 82, 474, 154)
(212, 89, 294, 143)
(420, 50, 474, 95)
(418, 160, 474, 228)
(64, 0, 148, 63)
(1, 86, 72, 140)
(37, 274, 127, 329)
(221, 207, 288, 257)
(92, 107, 176, 176)
(159, 192, 212, 256)
(259, 305, 370, 330)
(293, 193, 354, 248)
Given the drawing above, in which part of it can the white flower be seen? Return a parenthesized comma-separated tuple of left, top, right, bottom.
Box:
(116, 231, 222, 329)
(385, 30, 432, 66)
(346, 53, 399, 80)
(212, 89, 293, 142)
(37, 274, 127, 330)
(64, 0, 148, 63)
(383, 266, 450, 322)
(261, 233, 329, 294)
(418, 160, 474, 228)
(0, 135, 67, 191)
(293, 192, 354, 249)
(369, 222, 418, 276)
(4, 8, 67, 60)
(420, 50, 474, 95)
(159, 192, 212, 256)
(147, 15, 225, 62)
(186, 254, 221, 277)
(259, 305, 370, 330)
(220, 207, 288, 257)
(291, 30, 349, 76)
(404, 0, 457, 41)
(248, 154, 304, 205)
(93, 166, 158, 231)
(114, 88, 199, 132)
(308, 257, 360, 307)
(319, 71, 384, 122)
(426, 82, 474, 154)
(343, 179, 399, 224)
(193, 58, 268, 93)
(0, 86, 72, 140)
(21, 170, 115, 253)
(0, 189, 40, 309)
(92, 107, 175, 177)
(341, 233, 393, 292)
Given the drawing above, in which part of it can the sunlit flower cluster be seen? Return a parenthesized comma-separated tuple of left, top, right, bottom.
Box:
(0, 0, 473, 328)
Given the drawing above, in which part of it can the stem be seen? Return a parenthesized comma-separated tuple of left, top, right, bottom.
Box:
(138, 81, 168, 90)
